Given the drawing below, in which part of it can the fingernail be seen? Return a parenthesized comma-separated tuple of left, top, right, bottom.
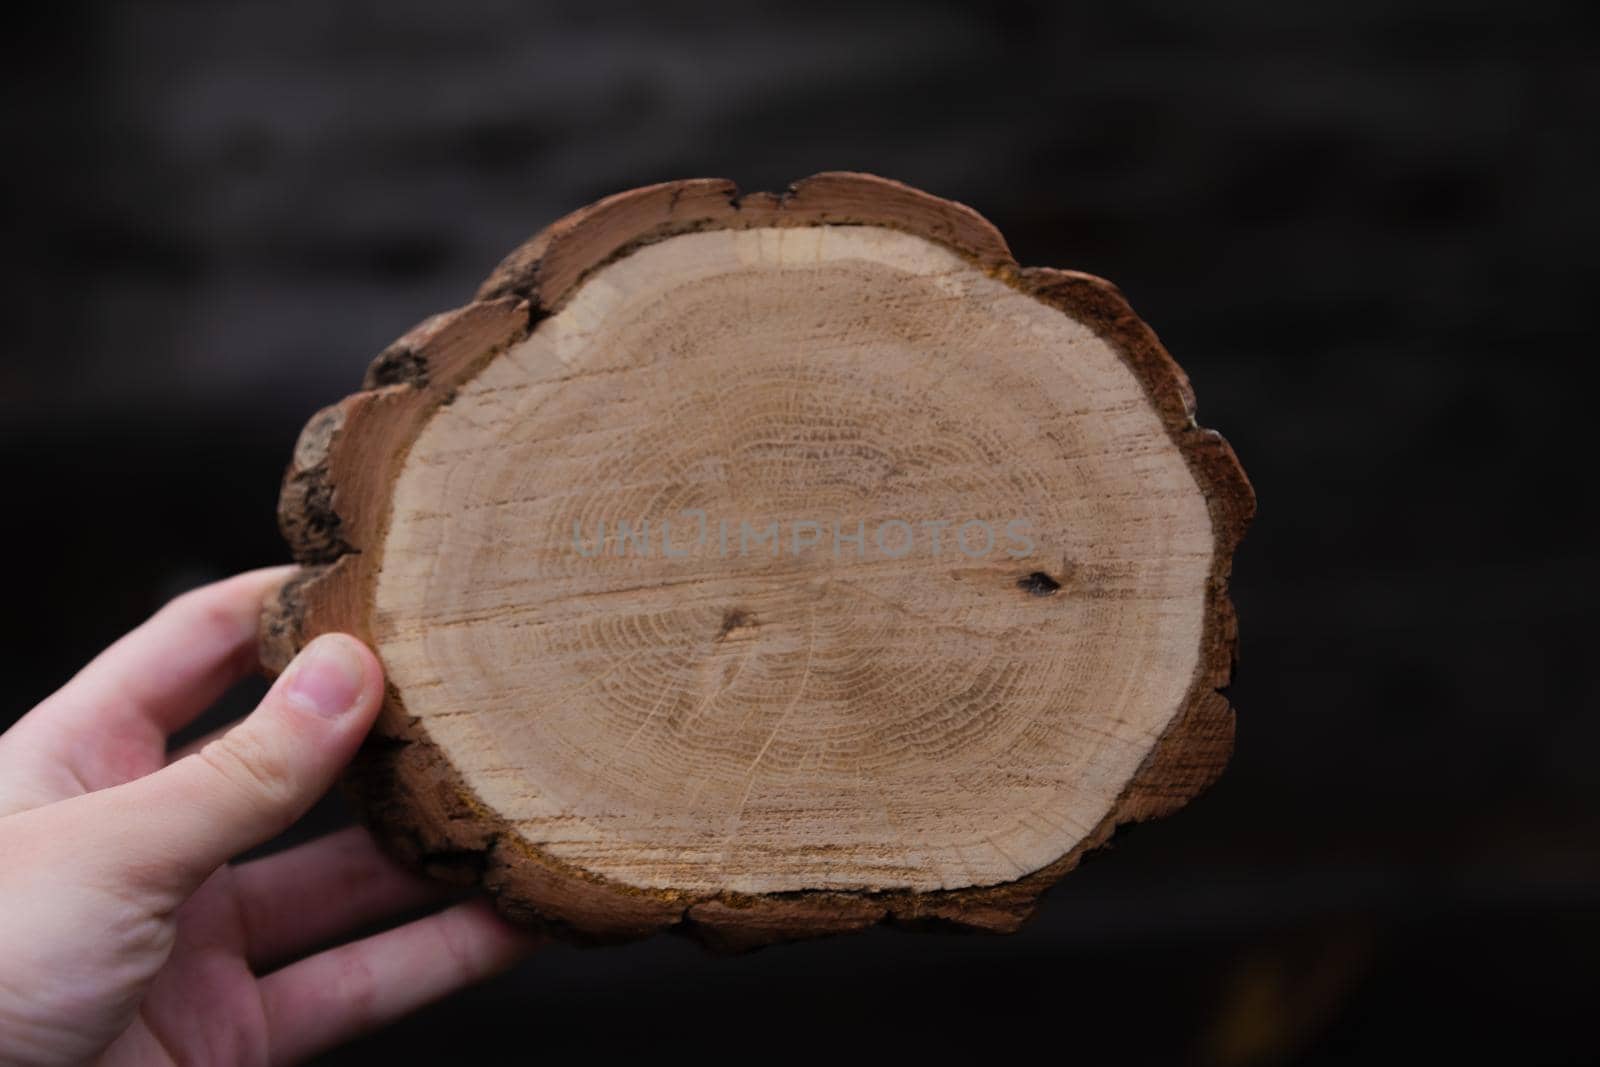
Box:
(285, 635, 367, 718)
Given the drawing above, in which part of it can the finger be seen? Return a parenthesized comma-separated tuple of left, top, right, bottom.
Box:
(37, 566, 296, 738)
(67, 633, 384, 904)
(259, 899, 538, 1065)
(0, 567, 298, 812)
(233, 826, 447, 969)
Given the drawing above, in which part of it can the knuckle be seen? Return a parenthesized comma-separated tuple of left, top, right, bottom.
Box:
(434, 910, 481, 984)
(196, 732, 297, 812)
(333, 948, 380, 1026)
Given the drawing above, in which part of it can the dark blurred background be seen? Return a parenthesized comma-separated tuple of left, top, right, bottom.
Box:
(3, 1, 1597, 1063)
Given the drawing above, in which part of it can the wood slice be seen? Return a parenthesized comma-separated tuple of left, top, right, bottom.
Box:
(261, 173, 1254, 949)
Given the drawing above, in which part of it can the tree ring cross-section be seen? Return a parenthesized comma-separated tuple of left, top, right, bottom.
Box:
(261, 173, 1255, 950)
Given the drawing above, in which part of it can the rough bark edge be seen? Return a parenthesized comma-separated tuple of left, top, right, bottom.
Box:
(262, 171, 1255, 951)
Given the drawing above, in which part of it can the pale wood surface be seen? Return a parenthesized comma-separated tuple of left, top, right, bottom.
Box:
(263, 173, 1253, 947)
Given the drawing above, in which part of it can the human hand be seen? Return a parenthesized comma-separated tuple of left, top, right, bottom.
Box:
(0, 567, 537, 1066)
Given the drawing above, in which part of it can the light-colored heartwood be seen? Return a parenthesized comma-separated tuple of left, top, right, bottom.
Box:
(263, 174, 1253, 948)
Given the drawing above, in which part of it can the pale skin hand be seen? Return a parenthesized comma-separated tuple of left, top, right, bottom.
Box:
(0, 567, 538, 1066)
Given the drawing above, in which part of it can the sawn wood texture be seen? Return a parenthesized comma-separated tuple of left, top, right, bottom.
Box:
(261, 173, 1254, 950)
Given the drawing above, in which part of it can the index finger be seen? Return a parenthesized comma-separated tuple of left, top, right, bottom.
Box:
(30, 565, 296, 739)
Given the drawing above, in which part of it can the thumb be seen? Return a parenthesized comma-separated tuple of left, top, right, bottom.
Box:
(79, 633, 385, 902)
